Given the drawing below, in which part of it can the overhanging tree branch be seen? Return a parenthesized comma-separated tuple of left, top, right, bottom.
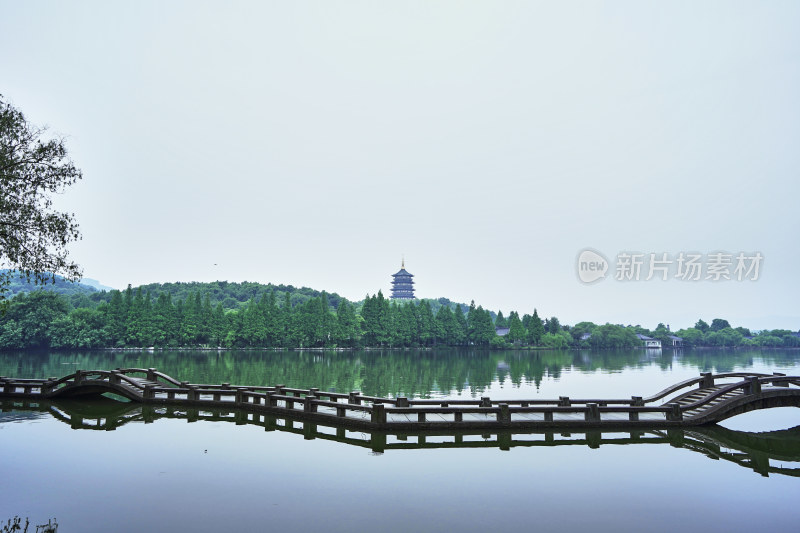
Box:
(0, 95, 82, 302)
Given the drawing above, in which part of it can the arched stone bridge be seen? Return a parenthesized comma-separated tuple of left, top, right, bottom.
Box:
(1, 369, 798, 429)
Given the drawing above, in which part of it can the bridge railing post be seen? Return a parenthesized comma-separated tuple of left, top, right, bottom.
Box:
(41, 379, 54, 395)
(304, 394, 317, 413)
(585, 403, 600, 422)
(143, 385, 154, 401)
(498, 403, 510, 423)
(147, 368, 157, 381)
(700, 372, 714, 388)
(744, 376, 761, 396)
(349, 392, 361, 405)
(74, 370, 83, 384)
(558, 396, 570, 407)
(371, 403, 386, 425)
(480, 396, 492, 407)
(665, 403, 682, 421)
(396, 397, 409, 407)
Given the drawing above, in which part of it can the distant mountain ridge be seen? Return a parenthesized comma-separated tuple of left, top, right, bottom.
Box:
(1, 270, 100, 298)
(80, 278, 115, 292)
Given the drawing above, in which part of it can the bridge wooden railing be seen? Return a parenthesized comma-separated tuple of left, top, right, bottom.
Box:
(639, 371, 788, 403)
(1, 370, 798, 428)
(672, 374, 800, 415)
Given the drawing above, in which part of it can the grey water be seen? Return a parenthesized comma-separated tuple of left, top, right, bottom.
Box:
(1, 348, 799, 532)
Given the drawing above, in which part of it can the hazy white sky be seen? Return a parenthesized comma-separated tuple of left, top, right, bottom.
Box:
(2, 1, 798, 330)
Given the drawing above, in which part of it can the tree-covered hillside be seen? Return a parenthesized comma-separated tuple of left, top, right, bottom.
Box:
(92, 281, 348, 311)
(7, 275, 351, 312)
(1, 275, 796, 350)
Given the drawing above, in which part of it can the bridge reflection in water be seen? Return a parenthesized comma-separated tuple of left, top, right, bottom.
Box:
(2, 398, 799, 479)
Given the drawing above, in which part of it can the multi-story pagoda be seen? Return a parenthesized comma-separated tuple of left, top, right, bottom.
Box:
(390, 259, 415, 299)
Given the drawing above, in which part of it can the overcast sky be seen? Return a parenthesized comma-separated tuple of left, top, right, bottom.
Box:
(2, 1, 798, 330)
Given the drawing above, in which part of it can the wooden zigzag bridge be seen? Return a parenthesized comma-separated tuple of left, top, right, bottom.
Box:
(1, 369, 799, 430)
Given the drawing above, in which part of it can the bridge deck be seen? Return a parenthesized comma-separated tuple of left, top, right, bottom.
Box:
(1, 369, 798, 430)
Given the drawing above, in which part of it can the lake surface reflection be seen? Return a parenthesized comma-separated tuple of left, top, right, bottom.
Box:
(1, 348, 799, 532)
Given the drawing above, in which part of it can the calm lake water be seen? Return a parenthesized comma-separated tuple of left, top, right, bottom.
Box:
(1, 348, 799, 532)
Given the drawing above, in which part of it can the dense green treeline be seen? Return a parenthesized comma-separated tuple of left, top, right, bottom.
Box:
(0, 284, 559, 350)
(0, 288, 507, 350)
(0, 282, 797, 350)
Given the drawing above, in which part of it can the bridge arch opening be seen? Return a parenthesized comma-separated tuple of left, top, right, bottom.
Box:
(718, 407, 800, 432)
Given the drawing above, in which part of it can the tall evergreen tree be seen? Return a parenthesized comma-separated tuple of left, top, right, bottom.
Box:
(139, 290, 154, 346)
(452, 304, 468, 345)
(417, 300, 436, 346)
(376, 291, 392, 346)
(467, 300, 478, 343)
(528, 308, 545, 345)
(210, 303, 226, 346)
(151, 292, 171, 346)
(282, 292, 293, 346)
(495, 311, 508, 328)
(507, 311, 526, 344)
(105, 290, 127, 346)
(435, 305, 455, 345)
(125, 287, 144, 346)
(473, 306, 496, 345)
(199, 294, 213, 343)
(180, 291, 203, 345)
(335, 299, 360, 347)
